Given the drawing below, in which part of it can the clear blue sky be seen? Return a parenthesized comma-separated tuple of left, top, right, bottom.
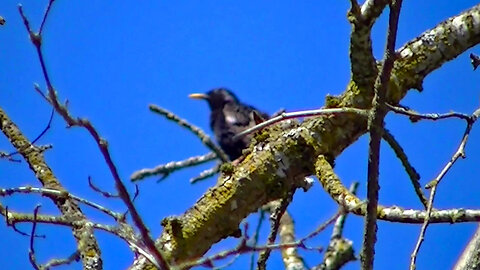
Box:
(1, 1, 480, 269)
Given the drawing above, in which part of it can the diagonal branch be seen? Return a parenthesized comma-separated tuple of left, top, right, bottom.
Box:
(149, 104, 229, 163)
(348, 0, 386, 89)
(256, 189, 296, 270)
(382, 128, 427, 208)
(0, 105, 102, 269)
(362, 1, 402, 269)
(315, 155, 480, 223)
(454, 225, 480, 270)
(127, 4, 480, 268)
(394, 4, 480, 92)
(410, 108, 480, 270)
(18, 4, 169, 269)
(131, 152, 217, 182)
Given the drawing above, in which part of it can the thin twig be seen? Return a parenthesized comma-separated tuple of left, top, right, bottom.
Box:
(28, 205, 42, 270)
(0, 186, 122, 220)
(297, 211, 340, 239)
(250, 210, 266, 270)
(2, 203, 154, 266)
(39, 0, 55, 35)
(7, 108, 54, 158)
(31, 108, 55, 145)
(213, 254, 240, 270)
(256, 189, 296, 270)
(34, 83, 51, 103)
(5, 206, 40, 237)
(332, 182, 359, 239)
(425, 112, 479, 190)
(387, 103, 471, 122)
(362, 1, 402, 269)
(43, 252, 80, 269)
(409, 186, 436, 270)
(182, 218, 333, 270)
(304, 211, 342, 241)
(3, 205, 140, 250)
(0, 151, 21, 162)
(190, 163, 221, 183)
(123, 185, 140, 217)
(233, 107, 368, 141)
(19, 5, 169, 268)
(88, 176, 120, 198)
(18, 5, 52, 91)
(131, 152, 217, 182)
(320, 183, 359, 270)
(410, 109, 479, 270)
(315, 155, 480, 224)
(188, 238, 320, 269)
(16, 4, 104, 268)
(149, 104, 229, 163)
(382, 128, 428, 208)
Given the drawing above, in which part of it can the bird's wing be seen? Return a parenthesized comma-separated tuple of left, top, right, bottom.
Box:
(223, 104, 250, 126)
(224, 104, 269, 127)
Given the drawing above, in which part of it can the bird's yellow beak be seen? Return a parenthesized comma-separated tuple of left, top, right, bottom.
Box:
(188, 93, 209, 100)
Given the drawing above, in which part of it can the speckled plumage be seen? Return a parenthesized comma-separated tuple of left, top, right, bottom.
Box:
(191, 88, 269, 160)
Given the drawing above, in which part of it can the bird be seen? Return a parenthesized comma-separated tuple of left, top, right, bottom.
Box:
(189, 88, 269, 160)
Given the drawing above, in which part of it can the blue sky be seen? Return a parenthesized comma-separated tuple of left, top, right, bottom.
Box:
(1, 1, 480, 269)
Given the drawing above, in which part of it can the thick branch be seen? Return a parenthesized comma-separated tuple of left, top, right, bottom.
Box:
(362, 1, 402, 268)
(0, 107, 102, 269)
(454, 225, 480, 270)
(394, 4, 480, 92)
(348, 0, 388, 88)
(130, 5, 480, 268)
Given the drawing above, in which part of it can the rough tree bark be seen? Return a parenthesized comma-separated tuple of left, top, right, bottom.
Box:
(129, 3, 480, 269)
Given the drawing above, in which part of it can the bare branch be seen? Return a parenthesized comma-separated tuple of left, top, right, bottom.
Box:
(394, 4, 480, 91)
(181, 233, 321, 269)
(6, 108, 54, 159)
(27, 206, 80, 270)
(387, 103, 472, 122)
(256, 189, 296, 270)
(1, 203, 147, 258)
(88, 176, 120, 198)
(28, 205, 42, 270)
(454, 225, 480, 270)
(318, 182, 359, 270)
(332, 182, 359, 239)
(149, 104, 229, 162)
(43, 252, 80, 269)
(182, 212, 340, 270)
(410, 109, 479, 270)
(233, 107, 368, 141)
(18, 3, 168, 268)
(190, 163, 221, 183)
(39, 0, 55, 35)
(362, 1, 402, 269)
(250, 210, 266, 270)
(131, 152, 217, 182)
(382, 128, 428, 208)
(0, 186, 123, 220)
(315, 155, 480, 223)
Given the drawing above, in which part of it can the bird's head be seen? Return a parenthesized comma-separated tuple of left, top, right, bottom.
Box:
(189, 88, 239, 111)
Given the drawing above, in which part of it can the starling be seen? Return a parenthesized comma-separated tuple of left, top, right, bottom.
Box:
(189, 88, 269, 160)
